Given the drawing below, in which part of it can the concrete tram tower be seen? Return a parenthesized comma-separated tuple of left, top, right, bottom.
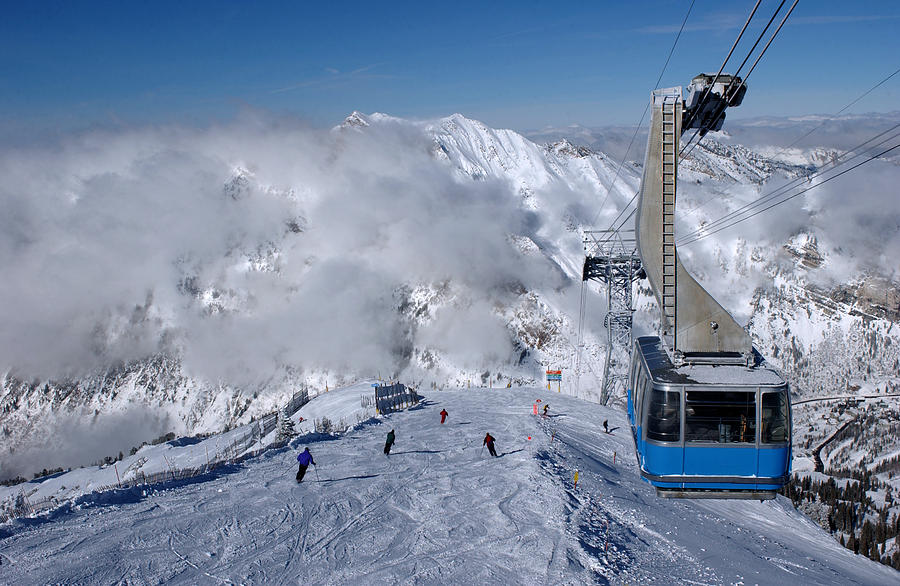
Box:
(635, 74, 753, 367)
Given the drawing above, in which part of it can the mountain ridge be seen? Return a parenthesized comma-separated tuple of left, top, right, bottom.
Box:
(1, 111, 898, 485)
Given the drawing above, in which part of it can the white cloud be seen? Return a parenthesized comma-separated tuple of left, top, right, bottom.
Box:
(0, 114, 561, 386)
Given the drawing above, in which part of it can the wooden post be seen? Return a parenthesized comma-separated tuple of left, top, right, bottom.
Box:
(163, 454, 176, 481)
(114, 462, 122, 488)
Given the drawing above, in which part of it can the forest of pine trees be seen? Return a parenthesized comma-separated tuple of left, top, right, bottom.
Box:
(782, 467, 900, 570)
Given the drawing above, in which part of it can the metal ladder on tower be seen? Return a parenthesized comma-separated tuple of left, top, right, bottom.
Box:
(660, 97, 677, 337)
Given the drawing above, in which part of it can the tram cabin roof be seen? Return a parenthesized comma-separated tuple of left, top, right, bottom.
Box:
(636, 336, 786, 388)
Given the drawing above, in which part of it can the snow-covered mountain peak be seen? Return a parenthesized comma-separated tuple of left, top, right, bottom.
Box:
(547, 139, 595, 158)
(338, 110, 372, 130)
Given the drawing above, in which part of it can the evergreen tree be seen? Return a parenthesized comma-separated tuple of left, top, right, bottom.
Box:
(276, 408, 296, 442)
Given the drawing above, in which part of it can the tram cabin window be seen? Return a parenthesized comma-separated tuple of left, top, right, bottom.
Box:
(635, 369, 648, 423)
(762, 391, 789, 443)
(684, 390, 755, 443)
(646, 388, 680, 442)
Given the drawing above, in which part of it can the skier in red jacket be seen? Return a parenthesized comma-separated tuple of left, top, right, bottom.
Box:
(483, 433, 498, 457)
(440, 409, 448, 424)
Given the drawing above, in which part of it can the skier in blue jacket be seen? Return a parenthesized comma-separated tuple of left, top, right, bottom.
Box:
(296, 447, 316, 482)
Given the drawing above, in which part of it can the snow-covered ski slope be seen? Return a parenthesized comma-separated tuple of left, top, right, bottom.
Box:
(1, 385, 896, 585)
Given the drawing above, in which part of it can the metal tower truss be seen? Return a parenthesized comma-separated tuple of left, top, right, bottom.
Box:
(582, 229, 643, 404)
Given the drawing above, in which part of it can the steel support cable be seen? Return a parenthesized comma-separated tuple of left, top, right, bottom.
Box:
(730, 0, 786, 81)
(576, 278, 588, 380)
(678, 131, 900, 245)
(678, 127, 895, 220)
(678, 142, 900, 247)
(682, 0, 787, 157)
(679, 126, 900, 243)
(681, 132, 704, 159)
(681, 0, 799, 156)
(738, 0, 799, 88)
(588, 0, 697, 231)
(682, 0, 762, 131)
(771, 65, 900, 156)
(677, 122, 900, 243)
(615, 205, 639, 233)
(681, 67, 900, 221)
(588, 108, 649, 231)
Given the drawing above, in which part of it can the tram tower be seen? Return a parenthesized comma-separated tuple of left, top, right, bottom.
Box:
(582, 229, 643, 405)
(636, 75, 752, 367)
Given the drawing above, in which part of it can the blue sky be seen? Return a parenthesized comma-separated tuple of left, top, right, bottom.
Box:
(1, 1, 897, 138)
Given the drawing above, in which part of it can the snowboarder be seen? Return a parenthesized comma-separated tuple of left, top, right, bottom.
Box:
(603, 420, 609, 434)
(296, 447, 315, 483)
(543, 404, 549, 417)
(440, 409, 448, 424)
(384, 429, 395, 455)
(483, 433, 498, 457)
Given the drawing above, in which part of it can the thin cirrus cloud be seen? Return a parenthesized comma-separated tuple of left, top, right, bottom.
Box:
(270, 64, 392, 94)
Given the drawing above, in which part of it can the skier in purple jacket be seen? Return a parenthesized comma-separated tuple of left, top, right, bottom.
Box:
(296, 447, 316, 483)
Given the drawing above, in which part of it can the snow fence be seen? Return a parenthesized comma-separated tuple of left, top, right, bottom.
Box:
(1, 387, 310, 524)
(375, 383, 419, 414)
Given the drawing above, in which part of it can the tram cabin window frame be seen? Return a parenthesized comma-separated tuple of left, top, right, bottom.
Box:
(683, 388, 756, 444)
(645, 386, 681, 443)
(761, 389, 790, 444)
(635, 368, 649, 425)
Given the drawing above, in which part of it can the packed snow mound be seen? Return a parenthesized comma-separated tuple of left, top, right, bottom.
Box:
(293, 380, 378, 435)
(1, 385, 896, 584)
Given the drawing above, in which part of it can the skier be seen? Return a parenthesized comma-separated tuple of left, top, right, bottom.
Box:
(483, 432, 498, 457)
(543, 404, 549, 417)
(603, 420, 609, 434)
(440, 409, 449, 424)
(296, 447, 316, 483)
(384, 429, 395, 455)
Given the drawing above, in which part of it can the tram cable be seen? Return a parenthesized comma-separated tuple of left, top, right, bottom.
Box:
(578, 1, 697, 393)
(772, 65, 900, 155)
(588, 0, 696, 230)
(678, 142, 900, 247)
(680, 65, 900, 222)
(681, 0, 799, 156)
(730, 1, 785, 83)
(605, 0, 775, 238)
(677, 122, 900, 244)
(681, 0, 762, 132)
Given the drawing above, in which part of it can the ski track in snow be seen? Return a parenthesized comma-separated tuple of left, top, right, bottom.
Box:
(1, 386, 898, 585)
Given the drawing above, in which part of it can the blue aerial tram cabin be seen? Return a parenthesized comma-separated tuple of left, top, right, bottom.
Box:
(602, 76, 796, 498)
(627, 336, 791, 499)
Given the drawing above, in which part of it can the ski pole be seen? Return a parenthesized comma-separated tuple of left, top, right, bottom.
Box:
(314, 464, 320, 482)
